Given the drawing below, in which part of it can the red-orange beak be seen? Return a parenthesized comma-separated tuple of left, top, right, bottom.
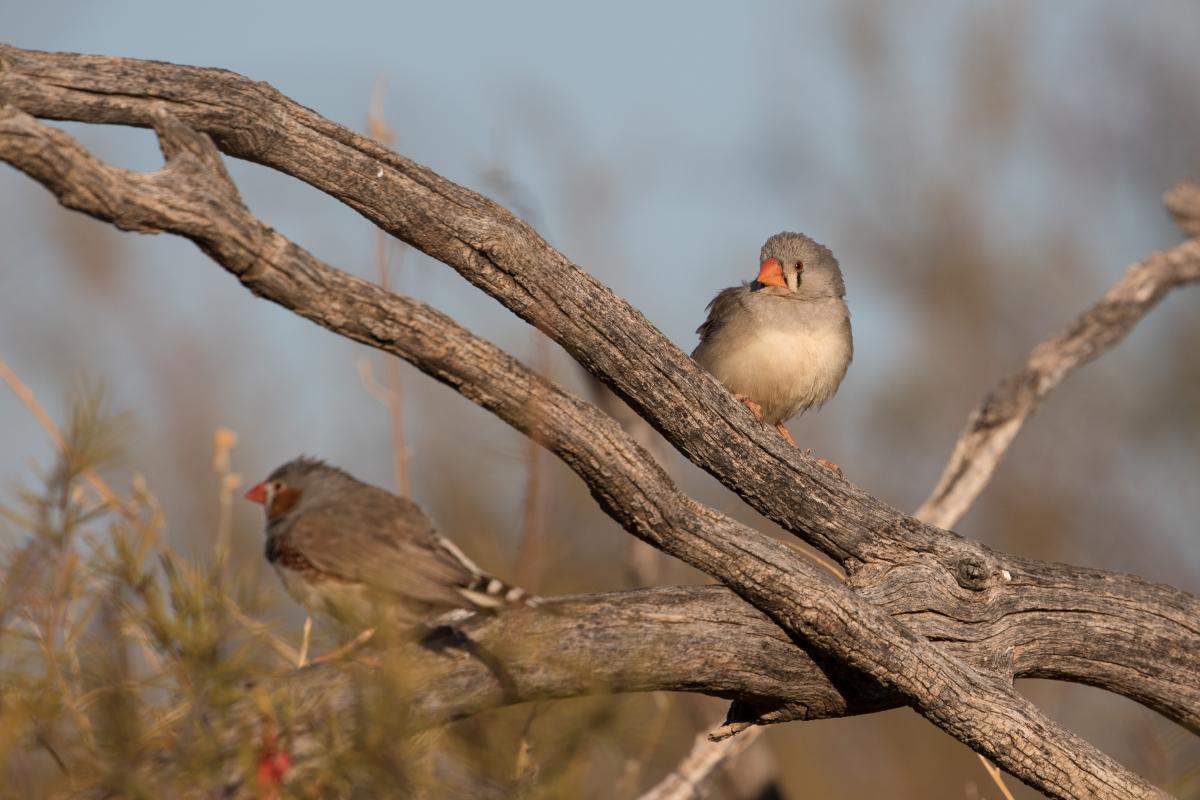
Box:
(244, 482, 268, 504)
(756, 257, 786, 288)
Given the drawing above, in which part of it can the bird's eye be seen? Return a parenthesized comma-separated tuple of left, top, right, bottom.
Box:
(795, 260, 805, 272)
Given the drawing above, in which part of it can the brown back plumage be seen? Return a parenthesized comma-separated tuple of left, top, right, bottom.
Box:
(259, 457, 534, 628)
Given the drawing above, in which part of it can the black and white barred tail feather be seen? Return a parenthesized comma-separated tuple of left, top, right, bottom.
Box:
(458, 573, 539, 610)
(432, 533, 539, 611)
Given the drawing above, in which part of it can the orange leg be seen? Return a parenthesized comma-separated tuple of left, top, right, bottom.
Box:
(734, 393, 765, 422)
(773, 421, 798, 446)
(779, 422, 844, 477)
(739, 397, 843, 476)
(813, 456, 843, 478)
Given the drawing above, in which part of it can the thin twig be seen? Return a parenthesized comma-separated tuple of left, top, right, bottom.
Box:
(616, 693, 674, 798)
(0, 358, 121, 511)
(637, 721, 762, 800)
(222, 598, 302, 667)
(297, 616, 312, 669)
(367, 81, 411, 498)
(915, 240, 1200, 529)
(1164, 180, 1200, 238)
(34, 732, 71, 779)
(306, 626, 375, 666)
(212, 426, 240, 570)
(978, 754, 1018, 800)
(378, 244, 411, 499)
(515, 333, 551, 591)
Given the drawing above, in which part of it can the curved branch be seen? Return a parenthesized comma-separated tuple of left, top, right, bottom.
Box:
(0, 64, 1190, 797)
(915, 240, 1200, 529)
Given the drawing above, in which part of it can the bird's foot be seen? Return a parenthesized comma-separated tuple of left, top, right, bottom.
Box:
(803, 450, 843, 478)
(743, 403, 837, 475)
(816, 458, 843, 477)
(421, 622, 476, 659)
(735, 394, 766, 423)
(773, 421, 798, 446)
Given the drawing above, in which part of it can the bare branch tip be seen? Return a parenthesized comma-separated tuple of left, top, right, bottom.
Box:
(149, 106, 227, 178)
(1164, 180, 1200, 238)
(706, 720, 753, 743)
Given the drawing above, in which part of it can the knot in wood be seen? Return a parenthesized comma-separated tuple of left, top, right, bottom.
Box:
(954, 556, 990, 591)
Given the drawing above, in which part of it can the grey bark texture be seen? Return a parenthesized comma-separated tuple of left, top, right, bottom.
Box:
(2, 45, 1199, 799)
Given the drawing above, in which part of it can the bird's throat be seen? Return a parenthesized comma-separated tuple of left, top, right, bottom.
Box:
(267, 486, 301, 519)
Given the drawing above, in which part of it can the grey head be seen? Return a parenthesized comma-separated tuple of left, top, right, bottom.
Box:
(264, 455, 355, 490)
(249, 456, 365, 522)
(755, 232, 845, 300)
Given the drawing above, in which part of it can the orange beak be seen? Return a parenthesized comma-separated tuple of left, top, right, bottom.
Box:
(244, 482, 268, 504)
(756, 257, 786, 288)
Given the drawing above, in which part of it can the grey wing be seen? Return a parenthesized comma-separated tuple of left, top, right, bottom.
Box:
(840, 303, 854, 366)
(693, 286, 748, 348)
(285, 493, 482, 610)
(692, 286, 750, 366)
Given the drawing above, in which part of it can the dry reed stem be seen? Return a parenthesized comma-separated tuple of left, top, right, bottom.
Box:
(515, 332, 552, 591)
(0, 358, 122, 512)
(1, 357, 306, 673)
(367, 81, 411, 499)
(979, 755, 1018, 800)
(637, 720, 763, 800)
(212, 426, 241, 570)
(306, 626, 376, 666)
(221, 598, 302, 666)
(297, 616, 312, 669)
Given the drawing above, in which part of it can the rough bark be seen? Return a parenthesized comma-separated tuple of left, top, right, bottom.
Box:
(259, 588, 892, 733)
(2, 46, 1198, 798)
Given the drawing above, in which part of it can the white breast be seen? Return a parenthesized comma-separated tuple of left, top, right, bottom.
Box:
(273, 563, 373, 623)
(707, 324, 851, 424)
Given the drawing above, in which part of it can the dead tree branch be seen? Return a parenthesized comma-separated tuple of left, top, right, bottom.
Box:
(2, 46, 1198, 798)
(635, 716, 765, 800)
(258, 587, 891, 737)
(916, 237, 1200, 529)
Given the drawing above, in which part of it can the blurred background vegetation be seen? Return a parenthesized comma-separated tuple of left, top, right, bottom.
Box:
(1, 2, 1198, 797)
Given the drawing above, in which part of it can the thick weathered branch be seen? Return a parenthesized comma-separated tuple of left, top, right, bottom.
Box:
(260, 588, 891, 735)
(671, 196, 1200, 791)
(2, 52, 1196, 797)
